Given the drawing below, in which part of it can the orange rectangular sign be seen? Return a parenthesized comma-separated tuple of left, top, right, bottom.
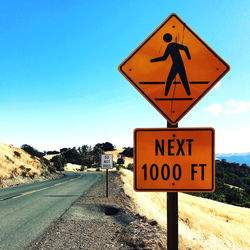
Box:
(134, 128, 215, 192)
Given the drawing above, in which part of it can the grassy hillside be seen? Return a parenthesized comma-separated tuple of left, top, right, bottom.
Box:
(120, 169, 250, 249)
(0, 143, 43, 179)
(0, 143, 58, 188)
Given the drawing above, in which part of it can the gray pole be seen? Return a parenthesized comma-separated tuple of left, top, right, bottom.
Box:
(167, 121, 178, 250)
(106, 169, 108, 198)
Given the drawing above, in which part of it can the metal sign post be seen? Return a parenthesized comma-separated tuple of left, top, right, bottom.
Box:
(101, 154, 113, 198)
(167, 121, 178, 250)
(106, 169, 109, 198)
(167, 192, 178, 250)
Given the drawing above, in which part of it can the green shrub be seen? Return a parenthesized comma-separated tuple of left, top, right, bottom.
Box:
(41, 170, 49, 177)
(48, 165, 56, 173)
(127, 163, 133, 171)
(5, 155, 14, 163)
(116, 165, 123, 171)
(21, 144, 44, 158)
(94, 142, 115, 151)
(42, 158, 50, 166)
(29, 173, 36, 179)
(50, 155, 66, 171)
(117, 158, 125, 165)
(121, 147, 133, 157)
(19, 166, 32, 177)
(21, 172, 27, 177)
(14, 151, 21, 158)
(19, 165, 25, 170)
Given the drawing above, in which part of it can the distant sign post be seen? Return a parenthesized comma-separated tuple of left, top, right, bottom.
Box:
(101, 154, 113, 197)
(119, 13, 230, 250)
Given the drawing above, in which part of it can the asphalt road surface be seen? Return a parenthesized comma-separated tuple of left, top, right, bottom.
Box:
(0, 172, 100, 250)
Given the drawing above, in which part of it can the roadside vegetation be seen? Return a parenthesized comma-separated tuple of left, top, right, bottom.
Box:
(191, 159, 250, 208)
(16, 143, 250, 208)
(48, 142, 115, 171)
(20, 142, 122, 173)
(21, 144, 56, 174)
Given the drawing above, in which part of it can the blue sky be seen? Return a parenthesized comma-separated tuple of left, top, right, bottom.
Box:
(0, 0, 249, 153)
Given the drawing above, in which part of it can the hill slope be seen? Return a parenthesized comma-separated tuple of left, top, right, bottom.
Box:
(0, 143, 43, 179)
(120, 169, 250, 249)
(0, 143, 59, 188)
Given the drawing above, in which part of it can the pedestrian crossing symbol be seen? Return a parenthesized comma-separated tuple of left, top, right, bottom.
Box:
(119, 13, 230, 124)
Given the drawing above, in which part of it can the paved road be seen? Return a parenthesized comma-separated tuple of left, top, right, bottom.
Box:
(0, 172, 100, 250)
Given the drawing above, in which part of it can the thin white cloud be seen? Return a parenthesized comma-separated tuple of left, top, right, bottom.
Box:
(224, 100, 250, 114)
(204, 104, 223, 114)
(204, 100, 250, 115)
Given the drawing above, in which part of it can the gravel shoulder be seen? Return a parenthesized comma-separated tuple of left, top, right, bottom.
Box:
(27, 171, 166, 250)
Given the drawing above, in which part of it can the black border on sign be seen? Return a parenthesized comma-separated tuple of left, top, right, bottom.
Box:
(119, 14, 230, 124)
(134, 128, 215, 192)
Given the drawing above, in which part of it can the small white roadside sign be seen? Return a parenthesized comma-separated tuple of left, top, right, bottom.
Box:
(101, 154, 113, 169)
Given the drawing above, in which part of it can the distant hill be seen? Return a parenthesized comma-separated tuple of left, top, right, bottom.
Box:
(216, 152, 250, 166)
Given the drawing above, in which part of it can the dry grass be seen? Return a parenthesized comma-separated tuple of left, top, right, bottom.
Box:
(64, 163, 81, 171)
(44, 154, 59, 160)
(105, 149, 133, 167)
(120, 169, 250, 249)
(0, 143, 43, 179)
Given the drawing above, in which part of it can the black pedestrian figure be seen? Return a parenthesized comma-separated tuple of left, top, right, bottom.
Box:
(151, 33, 191, 96)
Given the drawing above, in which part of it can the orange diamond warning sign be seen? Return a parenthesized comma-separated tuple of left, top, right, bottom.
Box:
(119, 13, 230, 124)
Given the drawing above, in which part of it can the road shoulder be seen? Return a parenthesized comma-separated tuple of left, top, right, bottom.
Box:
(27, 171, 166, 250)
